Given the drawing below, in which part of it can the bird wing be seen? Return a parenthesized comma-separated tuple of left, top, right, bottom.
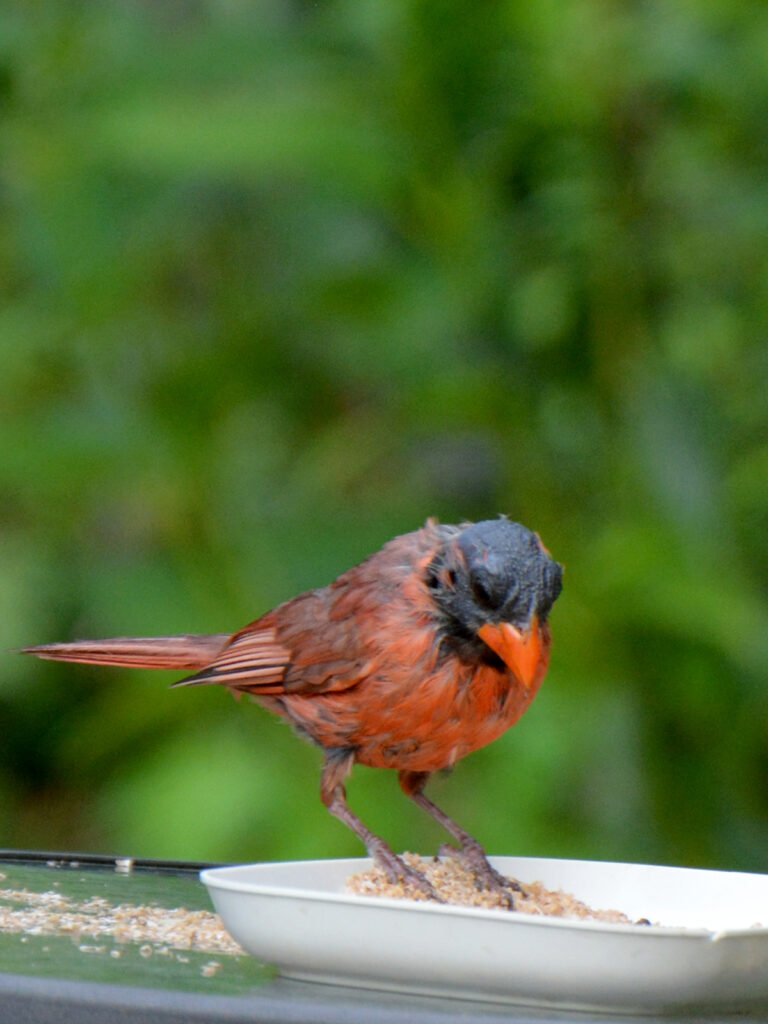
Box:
(172, 625, 293, 694)
(174, 520, 449, 697)
(173, 590, 376, 696)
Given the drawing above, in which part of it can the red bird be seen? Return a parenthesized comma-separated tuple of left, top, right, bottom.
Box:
(23, 517, 562, 899)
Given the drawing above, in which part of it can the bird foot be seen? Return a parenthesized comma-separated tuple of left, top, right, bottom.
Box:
(437, 842, 524, 908)
(370, 843, 442, 901)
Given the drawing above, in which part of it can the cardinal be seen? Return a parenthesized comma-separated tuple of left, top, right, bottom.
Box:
(23, 517, 562, 901)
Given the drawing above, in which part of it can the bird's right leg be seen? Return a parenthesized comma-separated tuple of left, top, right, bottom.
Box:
(321, 748, 439, 899)
(398, 769, 522, 907)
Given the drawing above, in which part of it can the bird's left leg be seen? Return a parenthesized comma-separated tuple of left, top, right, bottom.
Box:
(398, 769, 522, 903)
(321, 749, 440, 899)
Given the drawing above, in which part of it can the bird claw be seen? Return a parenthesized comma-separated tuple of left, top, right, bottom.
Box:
(399, 864, 443, 901)
(371, 845, 443, 901)
(438, 842, 524, 908)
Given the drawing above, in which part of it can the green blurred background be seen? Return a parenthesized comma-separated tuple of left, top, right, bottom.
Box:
(2, 0, 767, 873)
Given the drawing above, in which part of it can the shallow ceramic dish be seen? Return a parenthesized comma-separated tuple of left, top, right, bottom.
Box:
(201, 855, 768, 1014)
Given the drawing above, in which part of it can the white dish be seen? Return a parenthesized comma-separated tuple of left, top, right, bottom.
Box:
(201, 855, 768, 1014)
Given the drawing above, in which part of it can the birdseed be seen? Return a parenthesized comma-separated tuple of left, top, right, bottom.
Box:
(346, 851, 635, 923)
(0, 884, 243, 956)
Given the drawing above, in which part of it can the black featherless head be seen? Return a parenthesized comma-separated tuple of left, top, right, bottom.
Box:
(426, 517, 563, 640)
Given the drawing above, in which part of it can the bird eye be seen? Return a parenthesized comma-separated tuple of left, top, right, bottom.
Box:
(425, 566, 457, 590)
(470, 569, 514, 610)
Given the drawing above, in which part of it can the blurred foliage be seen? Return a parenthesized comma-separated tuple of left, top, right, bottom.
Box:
(1, 0, 767, 873)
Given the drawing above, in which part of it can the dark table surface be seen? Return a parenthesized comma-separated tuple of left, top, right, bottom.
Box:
(0, 851, 764, 1024)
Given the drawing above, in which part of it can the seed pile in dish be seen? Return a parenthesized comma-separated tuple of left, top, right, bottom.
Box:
(346, 852, 635, 923)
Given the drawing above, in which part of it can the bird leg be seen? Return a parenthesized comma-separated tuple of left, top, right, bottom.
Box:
(398, 770, 522, 906)
(321, 751, 440, 900)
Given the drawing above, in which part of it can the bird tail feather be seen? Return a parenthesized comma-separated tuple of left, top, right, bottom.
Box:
(20, 634, 230, 670)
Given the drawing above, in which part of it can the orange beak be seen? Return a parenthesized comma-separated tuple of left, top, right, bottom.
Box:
(478, 619, 542, 688)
